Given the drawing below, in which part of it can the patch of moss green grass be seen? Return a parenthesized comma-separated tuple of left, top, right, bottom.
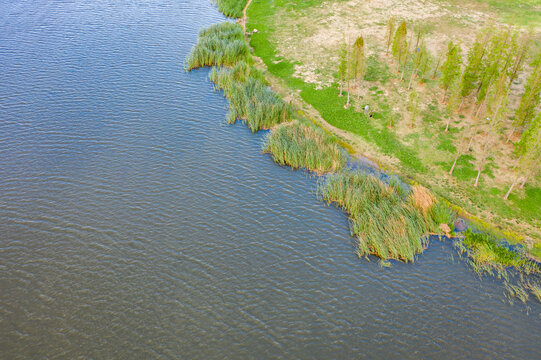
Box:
(214, 0, 249, 18)
(465, 0, 541, 25)
(455, 229, 541, 304)
(454, 184, 541, 228)
(462, 229, 526, 270)
(262, 120, 346, 173)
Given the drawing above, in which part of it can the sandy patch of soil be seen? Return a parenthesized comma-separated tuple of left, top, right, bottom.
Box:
(272, 0, 490, 86)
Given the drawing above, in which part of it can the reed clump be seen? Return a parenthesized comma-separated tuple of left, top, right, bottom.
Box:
(209, 61, 291, 132)
(262, 121, 346, 173)
(186, 22, 251, 70)
(318, 171, 434, 262)
(214, 0, 248, 18)
(528, 283, 541, 303)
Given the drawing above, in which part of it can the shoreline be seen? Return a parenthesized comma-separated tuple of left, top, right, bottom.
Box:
(188, 1, 541, 302)
(241, 0, 541, 260)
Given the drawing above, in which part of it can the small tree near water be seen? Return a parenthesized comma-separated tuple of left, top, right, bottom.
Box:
(338, 41, 348, 97)
(352, 35, 366, 98)
(385, 17, 396, 55)
(392, 21, 408, 73)
(441, 41, 462, 96)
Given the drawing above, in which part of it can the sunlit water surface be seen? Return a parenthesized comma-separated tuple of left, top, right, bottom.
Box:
(0, 0, 540, 358)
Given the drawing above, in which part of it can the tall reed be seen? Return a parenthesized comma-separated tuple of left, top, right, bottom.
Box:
(214, 0, 249, 18)
(262, 121, 346, 173)
(186, 22, 251, 70)
(318, 171, 431, 262)
(209, 61, 291, 132)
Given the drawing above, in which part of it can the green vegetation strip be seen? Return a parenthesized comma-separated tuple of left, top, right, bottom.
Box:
(262, 120, 346, 173)
(186, 22, 290, 132)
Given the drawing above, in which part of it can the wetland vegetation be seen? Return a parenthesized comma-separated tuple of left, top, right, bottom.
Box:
(187, 0, 541, 304)
(245, 0, 541, 259)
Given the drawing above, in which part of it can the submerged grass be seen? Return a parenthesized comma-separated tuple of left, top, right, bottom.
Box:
(210, 61, 291, 132)
(262, 120, 346, 173)
(186, 22, 251, 70)
(462, 230, 526, 270)
(454, 229, 541, 305)
(317, 171, 443, 262)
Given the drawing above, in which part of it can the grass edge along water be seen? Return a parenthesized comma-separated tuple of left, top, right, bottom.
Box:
(186, 17, 541, 299)
(186, 22, 291, 132)
(454, 229, 541, 304)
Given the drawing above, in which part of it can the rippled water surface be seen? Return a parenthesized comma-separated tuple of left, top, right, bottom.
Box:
(1, 0, 540, 358)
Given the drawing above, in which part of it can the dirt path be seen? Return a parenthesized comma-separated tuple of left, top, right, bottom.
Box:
(242, 0, 253, 33)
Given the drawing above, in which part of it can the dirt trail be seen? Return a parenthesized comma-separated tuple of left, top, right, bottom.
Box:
(242, 0, 253, 33)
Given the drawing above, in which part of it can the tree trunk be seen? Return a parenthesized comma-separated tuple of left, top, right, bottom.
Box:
(400, 54, 408, 81)
(408, 65, 418, 90)
(458, 98, 464, 111)
(474, 169, 481, 187)
(345, 79, 350, 107)
(445, 117, 451, 132)
(432, 54, 442, 79)
(504, 176, 520, 200)
(475, 96, 488, 118)
(520, 175, 528, 189)
(449, 153, 460, 176)
(506, 126, 515, 143)
(339, 77, 343, 97)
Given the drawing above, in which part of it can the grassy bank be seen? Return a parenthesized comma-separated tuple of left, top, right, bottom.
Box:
(210, 62, 291, 131)
(262, 120, 346, 173)
(245, 0, 541, 256)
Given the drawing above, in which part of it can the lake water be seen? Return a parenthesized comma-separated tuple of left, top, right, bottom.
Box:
(0, 0, 540, 358)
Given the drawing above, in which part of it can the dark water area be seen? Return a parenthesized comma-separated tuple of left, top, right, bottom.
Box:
(0, 0, 540, 358)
